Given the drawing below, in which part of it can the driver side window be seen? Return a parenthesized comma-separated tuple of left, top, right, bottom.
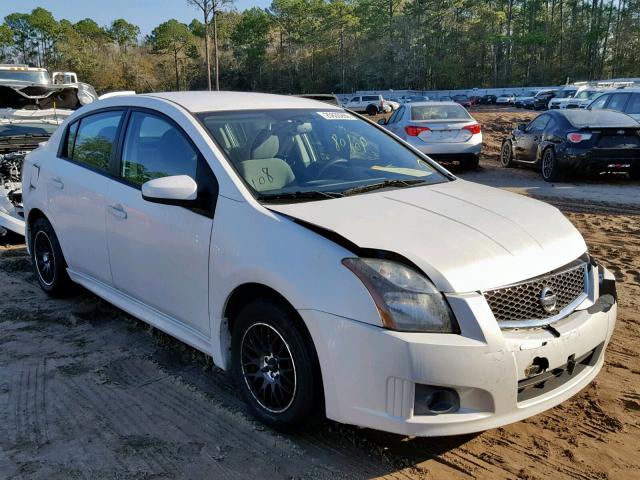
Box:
(121, 111, 197, 186)
(589, 94, 609, 110)
(527, 115, 549, 133)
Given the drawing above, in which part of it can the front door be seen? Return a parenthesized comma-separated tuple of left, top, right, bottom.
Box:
(105, 110, 216, 336)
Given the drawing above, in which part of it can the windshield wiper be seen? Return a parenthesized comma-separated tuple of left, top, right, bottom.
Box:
(340, 178, 428, 197)
(257, 190, 344, 203)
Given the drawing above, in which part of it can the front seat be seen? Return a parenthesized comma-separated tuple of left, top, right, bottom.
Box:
(238, 133, 295, 192)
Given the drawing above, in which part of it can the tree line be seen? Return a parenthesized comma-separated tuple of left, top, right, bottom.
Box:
(1, 1, 639, 95)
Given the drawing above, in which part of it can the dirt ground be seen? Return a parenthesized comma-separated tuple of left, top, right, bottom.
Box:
(1, 108, 639, 479)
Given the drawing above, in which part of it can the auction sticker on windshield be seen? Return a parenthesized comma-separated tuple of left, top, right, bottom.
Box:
(317, 111, 356, 120)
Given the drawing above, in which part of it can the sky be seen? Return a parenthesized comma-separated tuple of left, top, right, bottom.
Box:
(0, 0, 271, 35)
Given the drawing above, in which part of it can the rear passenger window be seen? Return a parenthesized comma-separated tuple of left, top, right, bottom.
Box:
(607, 93, 630, 112)
(121, 111, 197, 186)
(71, 111, 124, 171)
(625, 94, 640, 115)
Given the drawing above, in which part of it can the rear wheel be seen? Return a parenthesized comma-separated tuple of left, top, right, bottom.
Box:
(630, 166, 640, 180)
(500, 141, 514, 167)
(541, 148, 564, 182)
(231, 299, 322, 431)
(366, 104, 378, 116)
(31, 217, 73, 296)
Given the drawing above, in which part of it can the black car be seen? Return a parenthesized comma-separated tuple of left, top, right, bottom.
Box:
(480, 94, 497, 105)
(500, 109, 640, 181)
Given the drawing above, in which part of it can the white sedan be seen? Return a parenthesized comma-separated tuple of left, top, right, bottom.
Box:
(22, 92, 617, 436)
(379, 101, 482, 168)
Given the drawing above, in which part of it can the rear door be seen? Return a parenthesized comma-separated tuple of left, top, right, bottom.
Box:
(46, 109, 125, 284)
(105, 109, 217, 336)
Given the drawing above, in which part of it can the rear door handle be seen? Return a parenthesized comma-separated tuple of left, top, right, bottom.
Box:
(51, 177, 64, 189)
(108, 204, 127, 220)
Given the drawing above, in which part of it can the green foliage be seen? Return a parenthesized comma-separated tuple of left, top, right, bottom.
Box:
(1, 1, 639, 94)
(109, 19, 140, 52)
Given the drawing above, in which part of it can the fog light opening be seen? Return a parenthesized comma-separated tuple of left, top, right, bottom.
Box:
(414, 384, 460, 415)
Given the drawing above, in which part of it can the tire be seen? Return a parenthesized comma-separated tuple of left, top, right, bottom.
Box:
(231, 299, 322, 431)
(30, 217, 73, 296)
(465, 155, 480, 170)
(366, 104, 378, 116)
(630, 164, 640, 180)
(541, 148, 564, 182)
(500, 141, 515, 167)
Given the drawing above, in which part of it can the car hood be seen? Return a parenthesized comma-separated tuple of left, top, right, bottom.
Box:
(267, 179, 586, 293)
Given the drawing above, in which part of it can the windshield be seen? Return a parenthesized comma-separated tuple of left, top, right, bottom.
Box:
(555, 90, 576, 99)
(0, 123, 57, 138)
(0, 70, 50, 84)
(198, 109, 449, 201)
(411, 104, 471, 121)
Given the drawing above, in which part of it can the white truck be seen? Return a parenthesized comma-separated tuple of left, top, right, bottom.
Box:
(0, 65, 97, 237)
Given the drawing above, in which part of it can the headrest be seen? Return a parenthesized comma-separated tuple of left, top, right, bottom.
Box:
(251, 132, 279, 159)
(237, 158, 295, 192)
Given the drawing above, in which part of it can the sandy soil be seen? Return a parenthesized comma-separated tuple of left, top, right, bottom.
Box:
(0, 108, 639, 479)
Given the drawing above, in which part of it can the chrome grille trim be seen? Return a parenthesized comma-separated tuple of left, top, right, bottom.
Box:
(483, 261, 589, 329)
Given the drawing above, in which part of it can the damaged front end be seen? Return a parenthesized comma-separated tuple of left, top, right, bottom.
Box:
(0, 147, 29, 236)
(0, 127, 57, 237)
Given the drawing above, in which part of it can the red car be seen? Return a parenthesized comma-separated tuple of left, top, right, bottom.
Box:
(452, 94, 473, 108)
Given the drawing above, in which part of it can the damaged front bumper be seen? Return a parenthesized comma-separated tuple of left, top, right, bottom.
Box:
(302, 264, 617, 436)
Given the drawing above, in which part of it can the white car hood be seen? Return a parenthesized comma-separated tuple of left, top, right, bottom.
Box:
(268, 179, 587, 293)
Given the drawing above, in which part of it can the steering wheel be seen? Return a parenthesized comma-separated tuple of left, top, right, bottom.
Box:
(316, 158, 349, 178)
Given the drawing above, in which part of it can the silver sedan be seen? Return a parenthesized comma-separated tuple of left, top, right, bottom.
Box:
(378, 101, 482, 168)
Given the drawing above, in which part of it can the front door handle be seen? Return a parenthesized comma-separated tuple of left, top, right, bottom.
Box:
(51, 177, 64, 189)
(108, 204, 127, 220)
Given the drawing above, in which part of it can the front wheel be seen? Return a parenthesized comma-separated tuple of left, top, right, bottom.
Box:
(541, 148, 564, 182)
(231, 300, 322, 431)
(31, 217, 73, 296)
(500, 141, 514, 167)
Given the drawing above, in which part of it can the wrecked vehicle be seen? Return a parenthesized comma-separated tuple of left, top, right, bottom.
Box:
(0, 65, 96, 236)
(22, 92, 617, 436)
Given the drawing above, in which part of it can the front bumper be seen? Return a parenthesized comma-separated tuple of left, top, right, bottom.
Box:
(302, 268, 616, 437)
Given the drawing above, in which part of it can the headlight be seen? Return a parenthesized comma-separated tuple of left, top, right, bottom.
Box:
(342, 258, 459, 333)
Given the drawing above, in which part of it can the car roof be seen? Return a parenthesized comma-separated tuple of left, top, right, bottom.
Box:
(408, 101, 462, 107)
(605, 88, 640, 93)
(141, 91, 342, 113)
(552, 109, 639, 128)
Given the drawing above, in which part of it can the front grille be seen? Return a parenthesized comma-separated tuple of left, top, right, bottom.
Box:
(484, 262, 587, 327)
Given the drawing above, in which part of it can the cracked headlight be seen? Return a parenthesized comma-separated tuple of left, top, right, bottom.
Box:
(342, 258, 459, 333)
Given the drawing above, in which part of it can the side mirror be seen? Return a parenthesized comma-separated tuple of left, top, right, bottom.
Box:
(142, 175, 198, 206)
(517, 123, 527, 131)
(377, 118, 387, 125)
